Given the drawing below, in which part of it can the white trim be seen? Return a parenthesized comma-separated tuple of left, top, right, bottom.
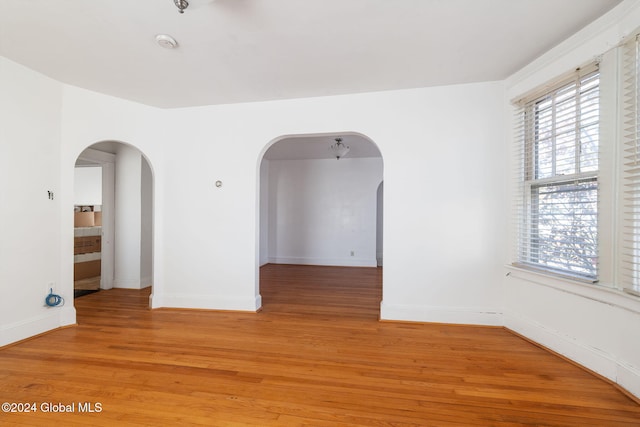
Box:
(73, 151, 116, 291)
(112, 278, 141, 289)
(152, 293, 261, 312)
(504, 308, 640, 399)
(618, 361, 640, 400)
(506, 0, 640, 96)
(625, 287, 640, 297)
(506, 265, 640, 314)
(506, 266, 640, 399)
(0, 307, 76, 347)
(100, 162, 115, 290)
(504, 308, 618, 378)
(268, 256, 377, 268)
(379, 301, 503, 326)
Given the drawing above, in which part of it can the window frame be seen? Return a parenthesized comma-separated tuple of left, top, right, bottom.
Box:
(514, 64, 601, 282)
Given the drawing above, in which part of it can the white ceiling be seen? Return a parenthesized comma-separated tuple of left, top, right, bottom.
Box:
(0, 0, 623, 109)
(264, 134, 381, 160)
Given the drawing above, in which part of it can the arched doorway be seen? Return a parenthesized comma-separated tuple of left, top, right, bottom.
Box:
(257, 133, 383, 315)
(73, 141, 154, 303)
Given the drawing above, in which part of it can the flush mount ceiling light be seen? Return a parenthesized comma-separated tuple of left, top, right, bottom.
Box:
(155, 34, 178, 49)
(174, 0, 189, 14)
(330, 137, 350, 160)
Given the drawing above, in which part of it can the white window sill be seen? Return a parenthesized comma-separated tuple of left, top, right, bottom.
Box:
(505, 264, 640, 314)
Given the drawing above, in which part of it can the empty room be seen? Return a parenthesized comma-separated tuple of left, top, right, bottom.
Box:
(1, 0, 640, 425)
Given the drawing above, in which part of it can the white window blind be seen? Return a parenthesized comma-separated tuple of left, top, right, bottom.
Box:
(621, 35, 640, 296)
(513, 64, 600, 281)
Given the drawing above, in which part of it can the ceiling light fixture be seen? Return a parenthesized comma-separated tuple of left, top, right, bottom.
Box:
(330, 137, 350, 160)
(156, 34, 178, 49)
(174, 0, 189, 14)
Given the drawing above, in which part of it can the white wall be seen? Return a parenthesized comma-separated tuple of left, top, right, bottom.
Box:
(60, 79, 507, 316)
(0, 57, 75, 346)
(504, 0, 640, 399)
(101, 161, 115, 290)
(376, 182, 384, 266)
(73, 166, 102, 206)
(114, 144, 142, 289)
(57, 78, 506, 319)
(259, 159, 270, 266)
(266, 157, 382, 267)
(141, 156, 153, 287)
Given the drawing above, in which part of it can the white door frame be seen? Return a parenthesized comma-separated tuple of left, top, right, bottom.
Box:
(76, 148, 115, 290)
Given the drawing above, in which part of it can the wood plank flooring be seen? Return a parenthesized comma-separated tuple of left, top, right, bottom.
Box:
(1, 264, 639, 426)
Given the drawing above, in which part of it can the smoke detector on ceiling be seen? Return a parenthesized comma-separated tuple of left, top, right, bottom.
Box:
(155, 34, 178, 49)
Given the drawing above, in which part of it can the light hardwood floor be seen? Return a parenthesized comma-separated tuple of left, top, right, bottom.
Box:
(1, 264, 639, 426)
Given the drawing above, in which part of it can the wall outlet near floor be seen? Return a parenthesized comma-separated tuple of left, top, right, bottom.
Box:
(350, 251, 355, 256)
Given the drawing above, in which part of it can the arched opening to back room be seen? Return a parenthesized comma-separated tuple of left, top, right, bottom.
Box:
(73, 141, 154, 305)
(258, 133, 383, 318)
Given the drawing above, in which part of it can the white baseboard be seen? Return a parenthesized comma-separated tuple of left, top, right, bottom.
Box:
(114, 278, 152, 289)
(0, 306, 76, 347)
(380, 301, 503, 326)
(150, 293, 261, 312)
(269, 256, 377, 268)
(113, 278, 141, 289)
(618, 360, 640, 400)
(505, 309, 640, 399)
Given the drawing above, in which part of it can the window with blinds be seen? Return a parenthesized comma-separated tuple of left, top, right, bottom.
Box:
(513, 65, 600, 281)
(621, 35, 640, 296)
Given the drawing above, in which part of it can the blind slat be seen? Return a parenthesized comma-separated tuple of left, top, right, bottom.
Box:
(620, 36, 640, 289)
(512, 65, 600, 280)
